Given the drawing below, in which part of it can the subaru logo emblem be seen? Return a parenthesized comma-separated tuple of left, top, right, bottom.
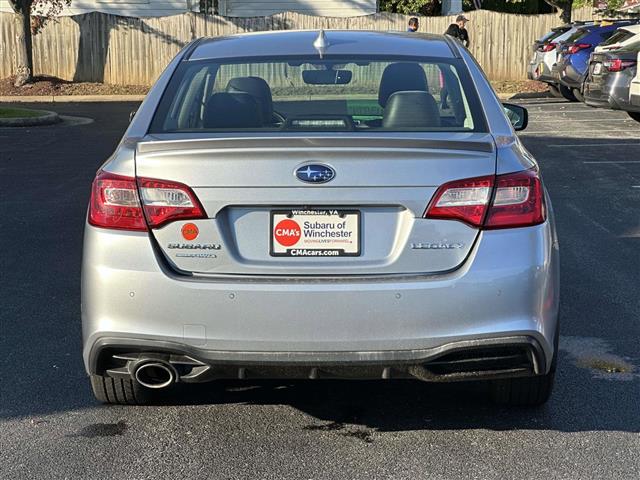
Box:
(295, 164, 335, 184)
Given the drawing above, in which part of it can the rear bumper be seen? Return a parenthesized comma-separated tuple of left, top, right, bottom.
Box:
(90, 335, 547, 382)
(558, 64, 584, 89)
(82, 218, 560, 378)
(529, 62, 555, 84)
(584, 80, 635, 111)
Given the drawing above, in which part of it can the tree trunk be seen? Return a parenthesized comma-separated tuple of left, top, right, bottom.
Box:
(544, 1, 572, 24)
(13, 6, 34, 87)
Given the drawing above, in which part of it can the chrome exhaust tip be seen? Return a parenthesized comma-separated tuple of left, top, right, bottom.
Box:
(134, 362, 175, 389)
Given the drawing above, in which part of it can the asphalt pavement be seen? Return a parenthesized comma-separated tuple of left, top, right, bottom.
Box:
(0, 100, 639, 479)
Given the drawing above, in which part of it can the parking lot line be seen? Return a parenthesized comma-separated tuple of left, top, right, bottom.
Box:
(547, 143, 640, 147)
(526, 129, 639, 134)
(529, 118, 637, 123)
(583, 161, 640, 164)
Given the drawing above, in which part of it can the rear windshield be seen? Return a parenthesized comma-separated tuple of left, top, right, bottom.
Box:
(601, 29, 635, 46)
(565, 28, 590, 44)
(539, 27, 570, 43)
(149, 56, 487, 134)
(554, 27, 581, 44)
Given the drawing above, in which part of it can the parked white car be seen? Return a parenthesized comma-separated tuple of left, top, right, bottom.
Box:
(629, 50, 640, 122)
(595, 24, 640, 53)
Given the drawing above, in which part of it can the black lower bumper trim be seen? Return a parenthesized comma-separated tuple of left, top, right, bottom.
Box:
(89, 335, 548, 383)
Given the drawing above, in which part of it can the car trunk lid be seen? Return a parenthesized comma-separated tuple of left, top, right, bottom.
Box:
(135, 134, 496, 276)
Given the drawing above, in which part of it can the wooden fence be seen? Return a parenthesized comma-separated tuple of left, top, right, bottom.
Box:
(0, 7, 594, 85)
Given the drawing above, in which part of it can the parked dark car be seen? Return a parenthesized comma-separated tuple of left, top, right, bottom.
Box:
(553, 21, 636, 101)
(527, 23, 591, 99)
(584, 44, 640, 122)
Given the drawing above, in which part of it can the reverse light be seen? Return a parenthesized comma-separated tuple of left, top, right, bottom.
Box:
(88, 171, 206, 231)
(425, 169, 546, 229)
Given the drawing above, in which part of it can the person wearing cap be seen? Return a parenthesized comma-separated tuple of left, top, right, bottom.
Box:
(407, 17, 419, 32)
(441, 14, 470, 109)
(445, 15, 470, 48)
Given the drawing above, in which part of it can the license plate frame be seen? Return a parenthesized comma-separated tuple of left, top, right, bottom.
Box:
(270, 208, 361, 257)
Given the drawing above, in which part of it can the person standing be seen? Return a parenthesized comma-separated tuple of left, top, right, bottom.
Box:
(445, 14, 470, 48)
(407, 17, 419, 32)
(441, 14, 470, 109)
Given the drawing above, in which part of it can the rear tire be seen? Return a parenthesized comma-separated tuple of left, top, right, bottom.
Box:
(572, 88, 585, 103)
(490, 370, 556, 406)
(548, 84, 564, 99)
(490, 328, 559, 407)
(90, 374, 153, 405)
(627, 111, 640, 123)
(559, 84, 578, 102)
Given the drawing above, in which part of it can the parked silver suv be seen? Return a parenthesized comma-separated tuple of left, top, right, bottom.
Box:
(82, 30, 559, 406)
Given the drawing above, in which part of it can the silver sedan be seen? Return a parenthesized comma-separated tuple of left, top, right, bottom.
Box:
(82, 30, 559, 406)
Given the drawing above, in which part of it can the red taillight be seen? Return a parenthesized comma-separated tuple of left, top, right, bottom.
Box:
(568, 43, 591, 54)
(425, 169, 546, 230)
(137, 177, 206, 228)
(543, 42, 557, 52)
(484, 169, 545, 229)
(604, 58, 637, 72)
(88, 171, 206, 231)
(424, 175, 494, 227)
(89, 171, 147, 231)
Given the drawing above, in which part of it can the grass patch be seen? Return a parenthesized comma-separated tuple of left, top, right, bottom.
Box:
(0, 107, 48, 119)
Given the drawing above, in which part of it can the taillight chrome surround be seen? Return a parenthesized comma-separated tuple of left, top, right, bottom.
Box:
(424, 168, 546, 230)
(88, 171, 206, 231)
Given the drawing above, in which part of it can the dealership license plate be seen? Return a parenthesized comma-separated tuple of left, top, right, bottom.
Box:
(270, 209, 360, 257)
(593, 63, 603, 75)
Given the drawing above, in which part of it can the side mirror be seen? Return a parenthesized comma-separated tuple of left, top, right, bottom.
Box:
(502, 103, 528, 131)
(129, 110, 137, 123)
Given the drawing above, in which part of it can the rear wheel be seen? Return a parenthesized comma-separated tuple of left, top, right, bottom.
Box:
(490, 328, 559, 407)
(548, 84, 564, 99)
(627, 111, 640, 123)
(90, 374, 153, 405)
(489, 369, 556, 406)
(559, 84, 578, 102)
(572, 88, 585, 103)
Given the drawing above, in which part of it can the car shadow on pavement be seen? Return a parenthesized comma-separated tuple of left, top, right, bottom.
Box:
(153, 349, 639, 434)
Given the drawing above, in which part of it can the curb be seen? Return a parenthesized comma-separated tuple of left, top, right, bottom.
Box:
(0, 95, 146, 103)
(0, 110, 60, 127)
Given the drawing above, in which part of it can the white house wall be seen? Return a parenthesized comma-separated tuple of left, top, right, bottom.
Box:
(0, 0, 196, 17)
(218, 0, 377, 17)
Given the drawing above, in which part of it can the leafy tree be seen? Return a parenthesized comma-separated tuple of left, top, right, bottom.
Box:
(379, 0, 441, 15)
(9, 0, 70, 87)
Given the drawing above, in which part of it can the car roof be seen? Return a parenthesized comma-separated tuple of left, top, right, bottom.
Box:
(188, 30, 456, 61)
(619, 24, 640, 34)
(584, 21, 634, 32)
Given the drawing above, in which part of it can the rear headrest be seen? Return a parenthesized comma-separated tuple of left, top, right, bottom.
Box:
(226, 76, 274, 124)
(378, 63, 428, 107)
(203, 92, 262, 129)
(382, 91, 441, 129)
